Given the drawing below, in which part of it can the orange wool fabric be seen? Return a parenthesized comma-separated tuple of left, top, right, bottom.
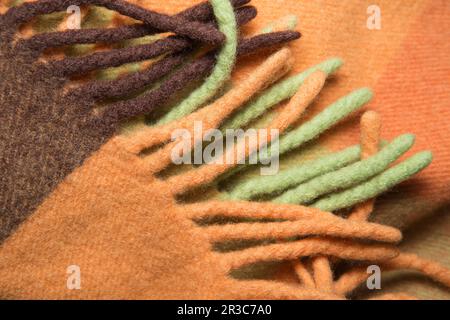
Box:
(0, 50, 405, 299)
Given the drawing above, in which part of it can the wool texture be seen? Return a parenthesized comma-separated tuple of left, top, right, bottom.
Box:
(162, 46, 436, 289)
(269, 111, 449, 299)
(223, 88, 373, 178)
(216, 86, 374, 187)
(229, 5, 450, 300)
(39, 6, 255, 77)
(313, 111, 381, 294)
(7, 0, 253, 80)
(49, 37, 194, 77)
(214, 76, 439, 299)
(224, 57, 343, 130)
(0, 43, 115, 243)
(125, 48, 294, 159)
(0, 48, 402, 299)
(347, 111, 381, 221)
(2, 0, 449, 300)
(156, 9, 301, 125)
(313, 113, 450, 299)
(19, 3, 244, 52)
(226, 145, 362, 200)
(68, 6, 257, 101)
(273, 134, 415, 204)
(312, 151, 433, 212)
(4, 0, 225, 45)
(100, 30, 300, 123)
(276, 88, 373, 155)
(292, 260, 316, 288)
(11, 0, 252, 81)
(259, 15, 298, 34)
(219, 64, 444, 299)
(159, 69, 327, 194)
(311, 257, 334, 293)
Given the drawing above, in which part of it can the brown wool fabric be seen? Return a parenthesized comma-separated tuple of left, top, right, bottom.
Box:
(0, 44, 118, 244)
(3, 0, 225, 45)
(0, 50, 400, 299)
(0, 138, 373, 299)
(0, 0, 235, 244)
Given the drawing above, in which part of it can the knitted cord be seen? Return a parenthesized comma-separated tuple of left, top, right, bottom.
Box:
(223, 57, 343, 130)
(311, 151, 433, 211)
(4, 0, 225, 45)
(220, 238, 398, 272)
(311, 111, 381, 293)
(225, 145, 361, 200)
(223, 88, 373, 181)
(273, 134, 415, 204)
(68, 6, 256, 100)
(18, 0, 250, 51)
(49, 36, 192, 77)
(156, 12, 301, 125)
(101, 31, 300, 124)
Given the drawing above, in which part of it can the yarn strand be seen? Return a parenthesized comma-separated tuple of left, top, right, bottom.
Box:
(227, 145, 362, 200)
(273, 133, 415, 204)
(312, 151, 433, 211)
(292, 260, 316, 288)
(49, 36, 192, 77)
(311, 111, 381, 293)
(220, 238, 399, 272)
(143, 48, 293, 174)
(5, 0, 225, 45)
(223, 57, 344, 130)
(166, 70, 326, 194)
(70, 53, 187, 101)
(203, 217, 401, 243)
(102, 31, 300, 127)
(69, 6, 256, 100)
(157, 0, 238, 125)
(17, 0, 251, 51)
(183, 201, 343, 221)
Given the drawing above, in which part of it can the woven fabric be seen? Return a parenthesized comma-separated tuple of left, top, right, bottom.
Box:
(1, 0, 449, 299)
